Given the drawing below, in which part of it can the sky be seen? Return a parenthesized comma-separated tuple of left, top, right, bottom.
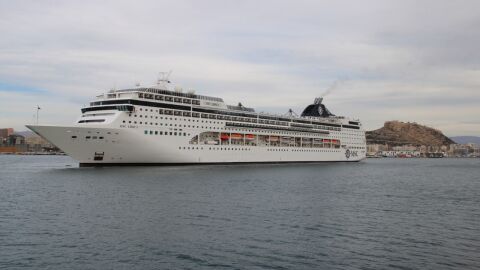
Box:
(1, 0, 479, 136)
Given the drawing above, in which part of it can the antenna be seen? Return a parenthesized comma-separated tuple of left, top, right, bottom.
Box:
(157, 70, 173, 85)
(285, 108, 298, 118)
(36, 105, 41, 125)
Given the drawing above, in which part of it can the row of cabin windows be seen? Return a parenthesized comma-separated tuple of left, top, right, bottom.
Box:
(130, 114, 223, 125)
(83, 136, 104, 139)
(144, 130, 189, 136)
(176, 147, 341, 152)
(267, 149, 340, 152)
(134, 106, 348, 132)
(153, 108, 342, 131)
(179, 146, 252, 151)
(156, 108, 341, 133)
(126, 119, 224, 130)
(138, 93, 201, 105)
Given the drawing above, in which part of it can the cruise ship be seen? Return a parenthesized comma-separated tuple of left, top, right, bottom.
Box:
(27, 77, 366, 166)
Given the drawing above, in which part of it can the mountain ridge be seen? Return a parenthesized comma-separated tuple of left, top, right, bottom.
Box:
(449, 136, 480, 144)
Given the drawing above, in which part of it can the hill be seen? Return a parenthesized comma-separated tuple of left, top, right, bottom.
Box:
(450, 136, 480, 145)
(367, 121, 455, 146)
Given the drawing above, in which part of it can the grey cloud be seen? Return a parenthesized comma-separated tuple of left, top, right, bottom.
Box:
(0, 0, 480, 135)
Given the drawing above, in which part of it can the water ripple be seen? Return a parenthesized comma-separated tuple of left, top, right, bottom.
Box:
(0, 156, 479, 269)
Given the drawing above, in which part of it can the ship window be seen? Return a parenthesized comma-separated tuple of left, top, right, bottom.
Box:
(71, 136, 77, 139)
(169, 132, 172, 135)
(99, 137, 104, 139)
(144, 130, 148, 134)
(78, 119, 106, 123)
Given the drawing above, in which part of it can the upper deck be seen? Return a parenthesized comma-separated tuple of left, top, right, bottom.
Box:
(83, 86, 362, 131)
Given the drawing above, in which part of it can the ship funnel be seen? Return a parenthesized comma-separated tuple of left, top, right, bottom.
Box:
(314, 97, 323, 104)
(301, 97, 334, 118)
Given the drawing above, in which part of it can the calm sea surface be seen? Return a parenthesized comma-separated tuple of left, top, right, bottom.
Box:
(0, 156, 479, 270)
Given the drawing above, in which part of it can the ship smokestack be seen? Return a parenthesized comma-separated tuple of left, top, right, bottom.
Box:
(314, 97, 323, 104)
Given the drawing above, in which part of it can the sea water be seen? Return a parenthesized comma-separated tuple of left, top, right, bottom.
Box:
(1, 156, 479, 269)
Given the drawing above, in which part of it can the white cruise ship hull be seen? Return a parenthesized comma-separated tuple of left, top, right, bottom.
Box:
(26, 82, 367, 166)
(27, 125, 365, 166)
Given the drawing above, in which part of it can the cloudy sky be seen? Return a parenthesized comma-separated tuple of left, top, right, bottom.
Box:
(1, 0, 479, 136)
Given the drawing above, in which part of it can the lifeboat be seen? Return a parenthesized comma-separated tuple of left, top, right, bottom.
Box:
(220, 133, 230, 140)
(331, 139, 339, 144)
(322, 139, 331, 143)
(245, 134, 255, 140)
(269, 136, 279, 142)
(231, 133, 243, 140)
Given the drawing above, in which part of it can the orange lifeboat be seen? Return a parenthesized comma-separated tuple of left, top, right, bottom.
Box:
(269, 136, 279, 142)
(245, 134, 255, 140)
(220, 133, 230, 140)
(231, 133, 243, 140)
(322, 139, 331, 143)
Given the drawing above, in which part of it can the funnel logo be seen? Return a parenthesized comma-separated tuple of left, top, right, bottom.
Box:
(345, 149, 351, 159)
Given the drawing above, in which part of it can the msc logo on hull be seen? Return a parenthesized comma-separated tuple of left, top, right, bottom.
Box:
(345, 149, 358, 159)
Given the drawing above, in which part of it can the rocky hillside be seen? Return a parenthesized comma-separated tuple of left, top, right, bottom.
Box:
(367, 121, 455, 146)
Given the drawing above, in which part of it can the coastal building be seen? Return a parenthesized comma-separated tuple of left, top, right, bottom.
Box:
(0, 127, 59, 154)
(380, 150, 421, 158)
(448, 143, 480, 157)
(392, 145, 417, 152)
(0, 128, 14, 142)
(0, 134, 27, 153)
